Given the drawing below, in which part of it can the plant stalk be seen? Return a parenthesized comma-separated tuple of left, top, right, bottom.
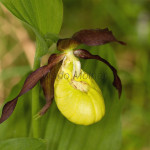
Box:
(32, 38, 41, 138)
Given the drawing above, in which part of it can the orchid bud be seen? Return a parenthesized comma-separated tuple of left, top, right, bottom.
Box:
(54, 51, 105, 125)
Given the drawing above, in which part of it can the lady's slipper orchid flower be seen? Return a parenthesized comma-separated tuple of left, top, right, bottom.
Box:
(0, 28, 125, 125)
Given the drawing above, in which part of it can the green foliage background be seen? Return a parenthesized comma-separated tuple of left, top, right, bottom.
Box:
(0, 0, 150, 150)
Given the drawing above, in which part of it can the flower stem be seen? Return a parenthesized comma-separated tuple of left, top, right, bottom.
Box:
(32, 38, 41, 138)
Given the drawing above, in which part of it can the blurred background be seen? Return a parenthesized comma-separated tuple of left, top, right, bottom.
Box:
(0, 0, 150, 149)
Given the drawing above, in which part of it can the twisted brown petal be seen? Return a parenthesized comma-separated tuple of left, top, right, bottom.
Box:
(0, 54, 65, 124)
(72, 28, 126, 46)
(74, 49, 122, 98)
(39, 62, 62, 116)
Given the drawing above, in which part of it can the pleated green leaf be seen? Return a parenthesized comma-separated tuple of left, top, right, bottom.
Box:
(0, 46, 123, 149)
(0, 0, 63, 56)
(0, 138, 46, 150)
(42, 45, 123, 150)
(0, 0, 63, 36)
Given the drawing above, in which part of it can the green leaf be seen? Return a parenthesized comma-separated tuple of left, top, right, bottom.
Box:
(44, 33, 60, 46)
(0, 46, 123, 149)
(0, 0, 63, 57)
(0, 138, 46, 150)
(42, 45, 123, 150)
(0, 0, 63, 36)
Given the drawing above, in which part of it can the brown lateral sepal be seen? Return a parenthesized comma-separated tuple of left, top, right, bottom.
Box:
(74, 49, 122, 98)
